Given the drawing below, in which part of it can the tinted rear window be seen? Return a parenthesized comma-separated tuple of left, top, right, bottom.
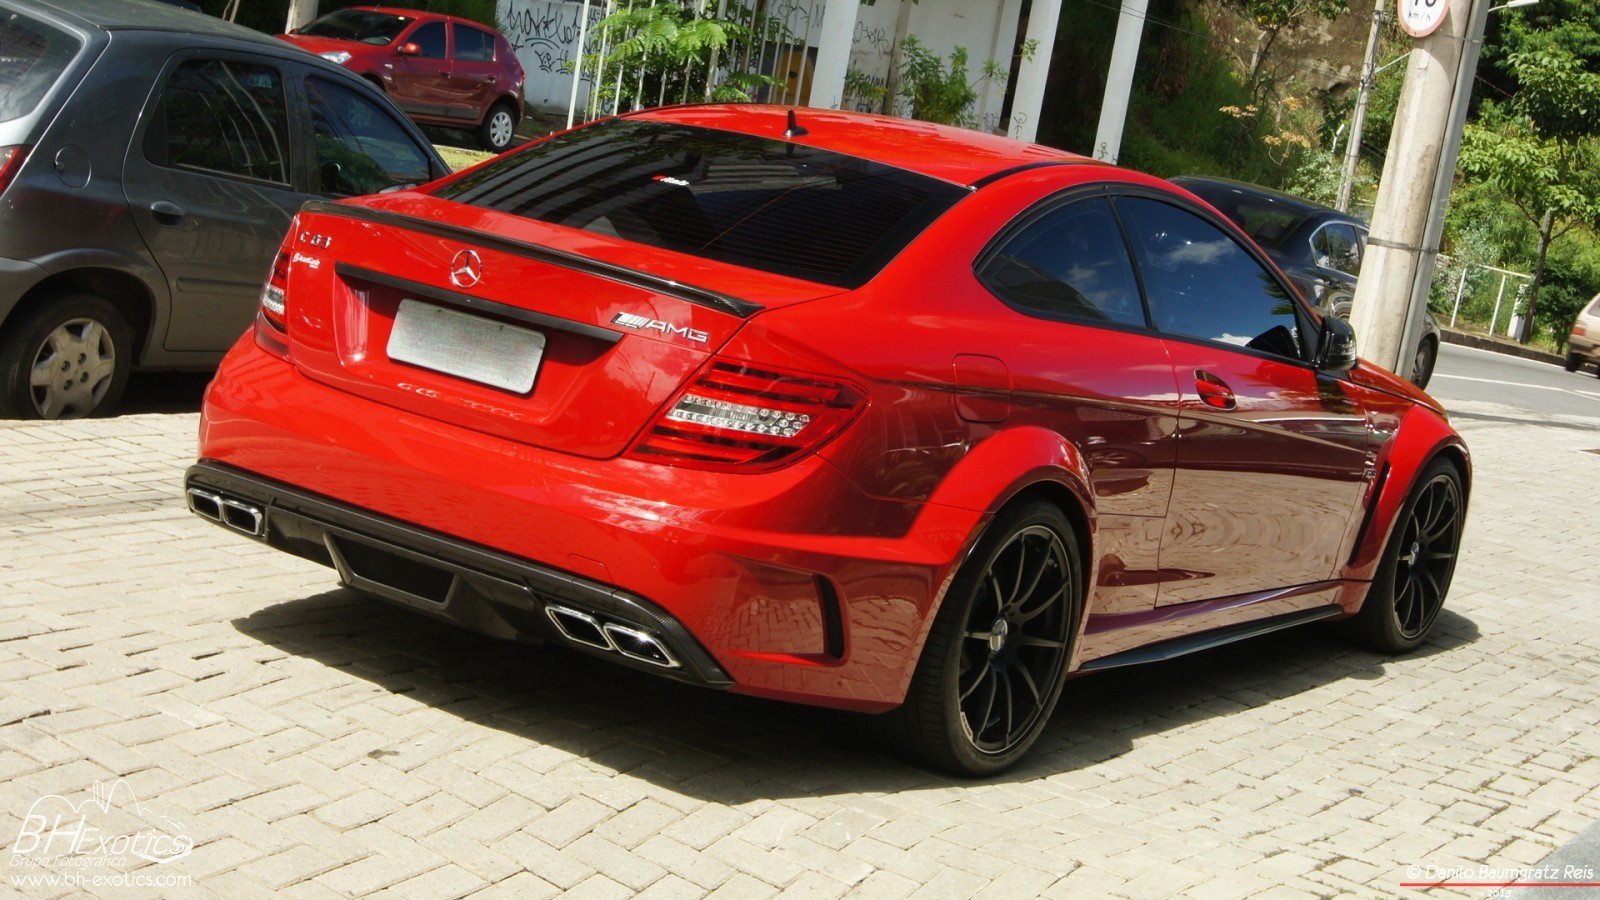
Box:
(0, 11, 81, 124)
(432, 119, 968, 288)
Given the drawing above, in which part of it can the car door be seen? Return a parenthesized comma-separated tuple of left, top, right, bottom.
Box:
(448, 22, 499, 122)
(975, 193, 1181, 616)
(1112, 194, 1372, 606)
(389, 19, 451, 118)
(123, 53, 309, 354)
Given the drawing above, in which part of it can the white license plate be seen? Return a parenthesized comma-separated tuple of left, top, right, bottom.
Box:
(387, 299, 545, 394)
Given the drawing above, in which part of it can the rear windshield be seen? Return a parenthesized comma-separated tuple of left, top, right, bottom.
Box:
(0, 12, 81, 124)
(297, 9, 413, 44)
(432, 119, 968, 288)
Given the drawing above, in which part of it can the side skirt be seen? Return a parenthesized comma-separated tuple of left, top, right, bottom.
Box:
(1077, 605, 1343, 672)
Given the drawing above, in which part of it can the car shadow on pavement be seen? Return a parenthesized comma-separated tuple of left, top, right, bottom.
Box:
(119, 371, 213, 415)
(233, 589, 1479, 796)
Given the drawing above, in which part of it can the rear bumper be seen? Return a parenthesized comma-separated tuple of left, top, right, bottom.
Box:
(186, 461, 734, 688)
(194, 336, 985, 711)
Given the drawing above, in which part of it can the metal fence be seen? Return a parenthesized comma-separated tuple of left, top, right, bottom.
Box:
(561, 0, 831, 129)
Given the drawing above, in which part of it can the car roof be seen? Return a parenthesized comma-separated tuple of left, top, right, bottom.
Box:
(624, 104, 1097, 187)
(9, 0, 275, 40)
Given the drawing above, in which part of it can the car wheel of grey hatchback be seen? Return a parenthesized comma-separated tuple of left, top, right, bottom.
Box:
(0, 294, 132, 420)
(478, 102, 517, 153)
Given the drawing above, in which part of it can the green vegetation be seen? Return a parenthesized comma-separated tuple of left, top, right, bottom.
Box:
(1038, 0, 1600, 348)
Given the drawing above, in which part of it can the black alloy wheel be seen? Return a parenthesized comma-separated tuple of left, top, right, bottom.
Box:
(878, 500, 1082, 776)
(1349, 459, 1464, 653)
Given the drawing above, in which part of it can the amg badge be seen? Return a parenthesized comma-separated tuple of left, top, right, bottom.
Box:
(612, 312, 709, 343)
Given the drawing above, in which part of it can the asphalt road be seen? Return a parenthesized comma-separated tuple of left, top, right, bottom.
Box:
(1429, 342, 1600, 420)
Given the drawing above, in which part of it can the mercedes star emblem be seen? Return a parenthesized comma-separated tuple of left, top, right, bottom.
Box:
(449, 249, 483, 288)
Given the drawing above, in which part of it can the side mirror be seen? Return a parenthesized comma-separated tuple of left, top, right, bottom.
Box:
(397, 42, 421, 56)
(1317, 314, 1358, 372)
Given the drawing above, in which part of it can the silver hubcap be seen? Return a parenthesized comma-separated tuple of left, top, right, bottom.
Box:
(29, 317, 116, 419)
(489, 111, 514, 148)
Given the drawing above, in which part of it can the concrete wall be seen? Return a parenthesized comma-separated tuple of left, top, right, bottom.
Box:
(496, 0, 604, 112)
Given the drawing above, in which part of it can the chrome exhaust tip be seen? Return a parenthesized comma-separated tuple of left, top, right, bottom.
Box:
(186, 487, 224, 522)
(187, 487, 264, 537)
(220, 497, 265, 537)
(602, 622, 681, 669)
(545, 605, 615, 651)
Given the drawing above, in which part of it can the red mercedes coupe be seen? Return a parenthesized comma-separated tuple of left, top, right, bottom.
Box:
(187, 105, 1469, 775)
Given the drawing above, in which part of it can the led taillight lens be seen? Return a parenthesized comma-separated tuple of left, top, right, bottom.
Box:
(630, 360, 867, 472)
(255, 245, 292, 358)
(0, 146, 30, 196)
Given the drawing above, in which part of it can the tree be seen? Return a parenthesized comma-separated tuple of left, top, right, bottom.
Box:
(1234, 0, 1350, 97)
(1458, 48, 1600, 343)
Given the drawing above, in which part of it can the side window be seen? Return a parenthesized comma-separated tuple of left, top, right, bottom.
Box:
(453, 24, 495, 62)
(305, 76, 433, 196)
(145, 59, 290, 185)
(1116, 196, 1305, 360)
(409, 22, 446, 59)
(977, 197, 1146, 327)
(1312, 223, 1361, 275)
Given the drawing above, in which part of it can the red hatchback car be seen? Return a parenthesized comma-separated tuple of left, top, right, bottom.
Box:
(279, 6, 525, 152)
(187, 106, 1470, 775)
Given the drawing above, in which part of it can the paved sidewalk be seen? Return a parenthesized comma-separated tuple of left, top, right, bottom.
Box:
(1, 399, 1598, 898)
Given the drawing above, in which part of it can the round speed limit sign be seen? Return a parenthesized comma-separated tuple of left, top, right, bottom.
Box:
(1398, 0, 1450, 36)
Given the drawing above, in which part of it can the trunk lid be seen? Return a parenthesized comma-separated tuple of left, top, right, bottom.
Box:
(277, 195, 838, 458)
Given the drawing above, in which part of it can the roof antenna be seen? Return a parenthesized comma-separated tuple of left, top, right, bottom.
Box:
(784, 108, 809, 138)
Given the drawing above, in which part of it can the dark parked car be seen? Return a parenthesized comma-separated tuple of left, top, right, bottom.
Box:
(0, 0, 448, 419)
(279, 7, 526, 153)
(187, 106, 1470, 775)
(1171, 176, 1442, 389)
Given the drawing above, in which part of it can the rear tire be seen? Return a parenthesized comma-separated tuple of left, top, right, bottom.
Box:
(477, 102, 517, 154)
(1348, 459, 1464, 654)
(877, 500, 1082, 777)
(0, 293, 132, 420)
(1565, 351, 1582, 373)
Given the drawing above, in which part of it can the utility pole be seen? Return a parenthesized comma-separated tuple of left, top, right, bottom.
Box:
(1335, 0, 1387, 212)
(1348, 0, 1488, 379)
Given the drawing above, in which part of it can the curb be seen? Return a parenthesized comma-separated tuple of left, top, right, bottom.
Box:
(1440, 328, 1566, 367)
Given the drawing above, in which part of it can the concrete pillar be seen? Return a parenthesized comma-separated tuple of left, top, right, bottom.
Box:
(1091, 0, 1150, 163)
(808, 0, 859, 110)
(285, 0, 319, 32)
(1349, 0, 1485, 377)
(977, 0, 1028, 132)
(1007, 0, 1063, 142)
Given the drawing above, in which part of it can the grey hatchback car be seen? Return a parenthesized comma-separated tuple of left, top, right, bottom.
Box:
(0, 0, 448, 419)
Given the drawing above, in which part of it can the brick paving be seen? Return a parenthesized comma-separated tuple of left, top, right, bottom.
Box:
(1, 398, 1597, 898)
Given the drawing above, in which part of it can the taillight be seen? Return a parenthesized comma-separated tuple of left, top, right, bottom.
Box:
(1577, 323, 1588, 337)
(255, 243, 292, 359)
(629, 360, 866, 472)
(0, 146, 30, 196)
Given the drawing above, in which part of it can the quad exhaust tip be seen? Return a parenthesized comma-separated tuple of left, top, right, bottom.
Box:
(186, 487, 265, 537)
(545, 604, 681, 669)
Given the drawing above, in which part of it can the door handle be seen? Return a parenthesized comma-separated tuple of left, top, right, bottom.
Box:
(150, 200, 185, 225)
(1194, 370, 1236, 410)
